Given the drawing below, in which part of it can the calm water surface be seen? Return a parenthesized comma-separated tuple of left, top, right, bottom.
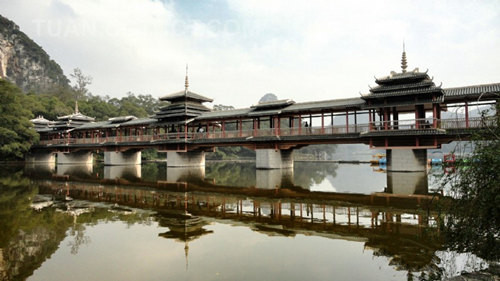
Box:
(0, 161, 485, 281)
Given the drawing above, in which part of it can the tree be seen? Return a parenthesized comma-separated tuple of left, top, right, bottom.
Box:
(78, 95, 118, 120)
(440, 104, 500, 261)
(297, 144, 337, 160)
(70, 68, 92, 100)
(0, 79, 39, 160)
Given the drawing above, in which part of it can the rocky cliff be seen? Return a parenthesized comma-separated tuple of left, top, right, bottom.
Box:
(0, 15, 69, 92)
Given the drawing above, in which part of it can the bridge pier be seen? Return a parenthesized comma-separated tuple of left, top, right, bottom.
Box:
(57, 151, 93, 165)
(386, 149, 427, 172)
(167, 151, 205, 167)
(104, 151, 141, 166)
(256, 149, 294, 169)
(25, 151, 56, 163)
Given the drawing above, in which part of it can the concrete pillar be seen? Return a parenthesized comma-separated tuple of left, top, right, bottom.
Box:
(256, 168, 294, 189)
(386, 171, 428, 195)
(386, 149, 427, 172)
(57, 151, 93, 165)
(104, 151, 141, 166)
(167, 151, 205, 167)
(256, 149, 294, 169)
(104, 165, 141, 180)
(25, 151, 55, 163)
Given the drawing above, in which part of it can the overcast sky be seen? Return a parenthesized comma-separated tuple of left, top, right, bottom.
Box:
(1, 0, 499, 108)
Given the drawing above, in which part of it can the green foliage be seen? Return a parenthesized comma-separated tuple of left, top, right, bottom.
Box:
(21, 86, 163, 122)
(22, 92, 73, 120)
(70, 68, 92, 100)
(207, 146, 256, 160)
(296, 144, 337, 160)
(205, 162, 256, 186)
(141, 148, 164, 161)
(0, 79, 39, 160)
(78, 95, 118, 120)
(440, 104, 500, 261)
(121, 92, 165, 116)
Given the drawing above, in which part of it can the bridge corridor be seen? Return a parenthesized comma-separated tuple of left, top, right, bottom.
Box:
(29, 51, 499, 171)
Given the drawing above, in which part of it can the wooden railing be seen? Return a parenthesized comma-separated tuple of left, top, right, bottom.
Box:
(38, 117, 497, 146)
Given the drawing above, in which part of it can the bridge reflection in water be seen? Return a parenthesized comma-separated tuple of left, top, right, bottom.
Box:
(25, 161, 443, 273)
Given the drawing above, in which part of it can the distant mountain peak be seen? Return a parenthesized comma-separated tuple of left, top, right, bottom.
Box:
(258, 93, 278, 103)
(0, 14, 69, 92)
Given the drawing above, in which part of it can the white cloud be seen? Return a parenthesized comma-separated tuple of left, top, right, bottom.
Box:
(1, 0, 499, 108)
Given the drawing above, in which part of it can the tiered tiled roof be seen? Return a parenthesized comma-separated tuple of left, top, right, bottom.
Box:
(363, 69, 444, 101)
(362, 50, 445, 109)
(30, 115, 54, 132)
(52, 102, 95, 130)
(153, 73, 213, 122)
(72, 116, 154, 131)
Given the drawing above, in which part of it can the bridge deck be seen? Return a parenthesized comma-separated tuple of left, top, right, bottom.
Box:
(36, 116, 496, 149)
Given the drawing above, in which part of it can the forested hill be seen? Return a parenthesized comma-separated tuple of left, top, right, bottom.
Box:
(0, 15, 169, 160)
(0, 14, 69, 92)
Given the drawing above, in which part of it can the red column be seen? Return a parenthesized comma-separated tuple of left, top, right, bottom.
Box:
(222, 121, 226, 138)
(239, 119, 243, 137)
(369, 109, 373, 131)
(354, 110, 357, 132)
(321, 112, 324, 134)
(298, 115, 302, 135)
(465, 101, 469, 128)
(273, 117, 279, 136)
(384, 109, 389, 130)
(253, 119, 257, 136)
(433, 104, 437, 128)
(415, 106, 419, 129)
(277, 117, 281, 136)
(345, 110, 349, 133)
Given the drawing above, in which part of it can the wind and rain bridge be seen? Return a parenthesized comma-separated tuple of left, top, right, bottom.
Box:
(28, 51, 499, 171)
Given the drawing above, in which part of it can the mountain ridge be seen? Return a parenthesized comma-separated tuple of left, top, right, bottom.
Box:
(0, 14, 69, 92)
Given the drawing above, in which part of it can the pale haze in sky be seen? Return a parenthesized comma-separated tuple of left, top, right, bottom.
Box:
(1, 0, 499, 108)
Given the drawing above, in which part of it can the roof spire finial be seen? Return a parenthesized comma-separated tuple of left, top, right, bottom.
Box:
(184, 64, 189, 93)
(401, 41, 408, 73)
(75, 100, 79, 114)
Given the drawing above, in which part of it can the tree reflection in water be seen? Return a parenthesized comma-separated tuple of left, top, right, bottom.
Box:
(205, 161, 338, 190)
(1, 158, 498, 280)
(293, 162, 338, 189)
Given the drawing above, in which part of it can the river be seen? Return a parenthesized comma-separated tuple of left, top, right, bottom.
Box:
(0, 160, 489, 281)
